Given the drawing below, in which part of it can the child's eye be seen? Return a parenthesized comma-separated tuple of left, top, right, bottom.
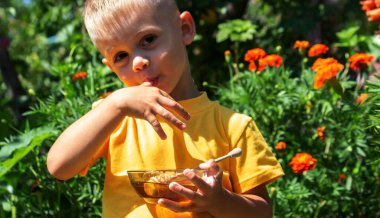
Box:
(114, 52, 129, 63)
(140, 35, 157, 47)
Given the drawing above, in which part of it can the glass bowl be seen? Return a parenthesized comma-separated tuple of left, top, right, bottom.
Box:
(127, 169, 206, 204)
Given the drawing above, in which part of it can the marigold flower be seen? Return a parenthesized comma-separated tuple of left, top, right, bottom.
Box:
(224, 50, 231, 57)
(348, 53, 374, 71)
(248, 61, 257, 71)
(308, 44, 329, 57)
(311, 58, 343, 89)
(248, 60, 266, 72)
(338, 173, 347, 183)
(361, 0, 377, 11)
(355, 93, 369, 104)
(261, 54, 283, 68)
(289, 153, 317, 174)
(275, 141, 287, 151)
(361, 0, 380, 21)
(244, 48, 267, 62)
(367, 7, 380, 21)
(293, 40, 310, 50)
(311, 58, 339, 72)
(224, 50, 231, 63)
(317, 126, 326, 141)
(72, 71, 88, 81)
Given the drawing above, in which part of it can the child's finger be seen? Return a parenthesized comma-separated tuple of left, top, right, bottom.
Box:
(158, 95, 191, 120)
(145, 113, 167, 139)
(168, 182, 201, 202)
(153, 105, 187, 130)
(183, 169, 213, 194)
(200, 160, 220, 175)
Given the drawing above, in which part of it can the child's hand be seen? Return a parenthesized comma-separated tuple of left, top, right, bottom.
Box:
(108, 82, 190, 139)
(158, 160, 225, 214)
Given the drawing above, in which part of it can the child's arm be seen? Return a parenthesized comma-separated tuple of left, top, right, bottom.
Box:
(47, 83, 190, 180)
(158, 160, 272, 218)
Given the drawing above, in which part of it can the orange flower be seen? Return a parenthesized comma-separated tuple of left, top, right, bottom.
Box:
(248, 61, 257, 71)
(261, 54, 283, 68)
(355, 93, 369, 104)
(289, 153, 317, 174)
(224, 50, 231, 57)
(244, 48, 267, 62)
(275, 141, 287, 151)
(248, 60, 266, 72)
(317, 126, 326, 141)
(293, 40, 310, 50)
(367, 7, 380, 21)
(338, 173, 347, 183)
(72, 71, 88, 81)
(308, 44, 329, 57)
(361, 0, 378, 11)
(311, 58, 343, 89)
(361, 0, 380, 21)
(348, 53, 374, 70)
(311, 58, 339, 72)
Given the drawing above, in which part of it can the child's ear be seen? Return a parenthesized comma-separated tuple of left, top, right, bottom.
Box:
(102, 58, 114, 72)
(179, 11, 196, 45)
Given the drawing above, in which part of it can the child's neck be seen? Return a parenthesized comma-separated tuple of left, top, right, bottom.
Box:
(171, 85, 200, 101)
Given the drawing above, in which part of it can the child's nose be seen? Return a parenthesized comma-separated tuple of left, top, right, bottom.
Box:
(132, 56, 150, 73)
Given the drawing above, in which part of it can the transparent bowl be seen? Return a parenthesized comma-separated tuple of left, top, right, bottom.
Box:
(127, 169, 206, 204)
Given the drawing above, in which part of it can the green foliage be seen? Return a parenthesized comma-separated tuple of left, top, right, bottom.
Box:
(0, 126, 57, 177)
(1, 0, 380, 217)
(216, 19, 256, 43)
(211, 48, 380, 217)
(335, 26, 369, 49)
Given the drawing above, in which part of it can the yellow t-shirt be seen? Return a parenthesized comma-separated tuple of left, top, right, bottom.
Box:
(82, 92, 284, 218)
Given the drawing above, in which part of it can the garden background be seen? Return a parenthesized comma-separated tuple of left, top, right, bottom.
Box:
(1, 0, 380, 217)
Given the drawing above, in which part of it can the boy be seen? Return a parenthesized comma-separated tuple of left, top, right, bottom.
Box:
(47, 0, 284, 217)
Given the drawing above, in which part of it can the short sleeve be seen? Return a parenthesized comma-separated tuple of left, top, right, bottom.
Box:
(229, 119, 284, 193)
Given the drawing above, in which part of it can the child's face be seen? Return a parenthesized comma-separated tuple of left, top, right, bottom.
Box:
(97, 4, 195, 96)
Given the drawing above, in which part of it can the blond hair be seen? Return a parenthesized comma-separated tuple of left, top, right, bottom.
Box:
(83, 0, 178, 45)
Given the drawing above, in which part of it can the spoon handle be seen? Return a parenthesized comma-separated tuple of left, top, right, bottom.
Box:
(194, 147, 242, 170)
(215, 148, 242, 163)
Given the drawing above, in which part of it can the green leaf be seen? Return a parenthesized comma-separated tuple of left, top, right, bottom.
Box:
(0, 126, 58, 178)
(216, 19, 256, 43)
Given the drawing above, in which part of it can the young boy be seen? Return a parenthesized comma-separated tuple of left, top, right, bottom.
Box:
(47, 0, 284, 217)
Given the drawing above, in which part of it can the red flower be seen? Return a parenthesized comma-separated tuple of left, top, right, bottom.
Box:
(72, 71, 88, 81)
(261, 54, 283, 68)
(308, 44, 329, 57)
(360, 0, 378, 11)
(311, 58, 343, 89)
(244, 48, 267, 62)
(338, 173, 347, 183)
(293, 40, 310, 50)
(317, 126, 326, 141)
(348, 53, 374, 70)
(275, 141, 287, 151)
(289, 153, 317, 174)
(361, 0, 380, 31)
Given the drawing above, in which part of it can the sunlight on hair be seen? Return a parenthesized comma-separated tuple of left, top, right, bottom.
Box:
(83, 0, 178, 44)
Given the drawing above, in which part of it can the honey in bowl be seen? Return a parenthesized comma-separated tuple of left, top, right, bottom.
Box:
(127, 169, 206, 204)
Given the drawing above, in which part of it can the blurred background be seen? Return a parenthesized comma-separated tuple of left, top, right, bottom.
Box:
(1, 0, 379, 217)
